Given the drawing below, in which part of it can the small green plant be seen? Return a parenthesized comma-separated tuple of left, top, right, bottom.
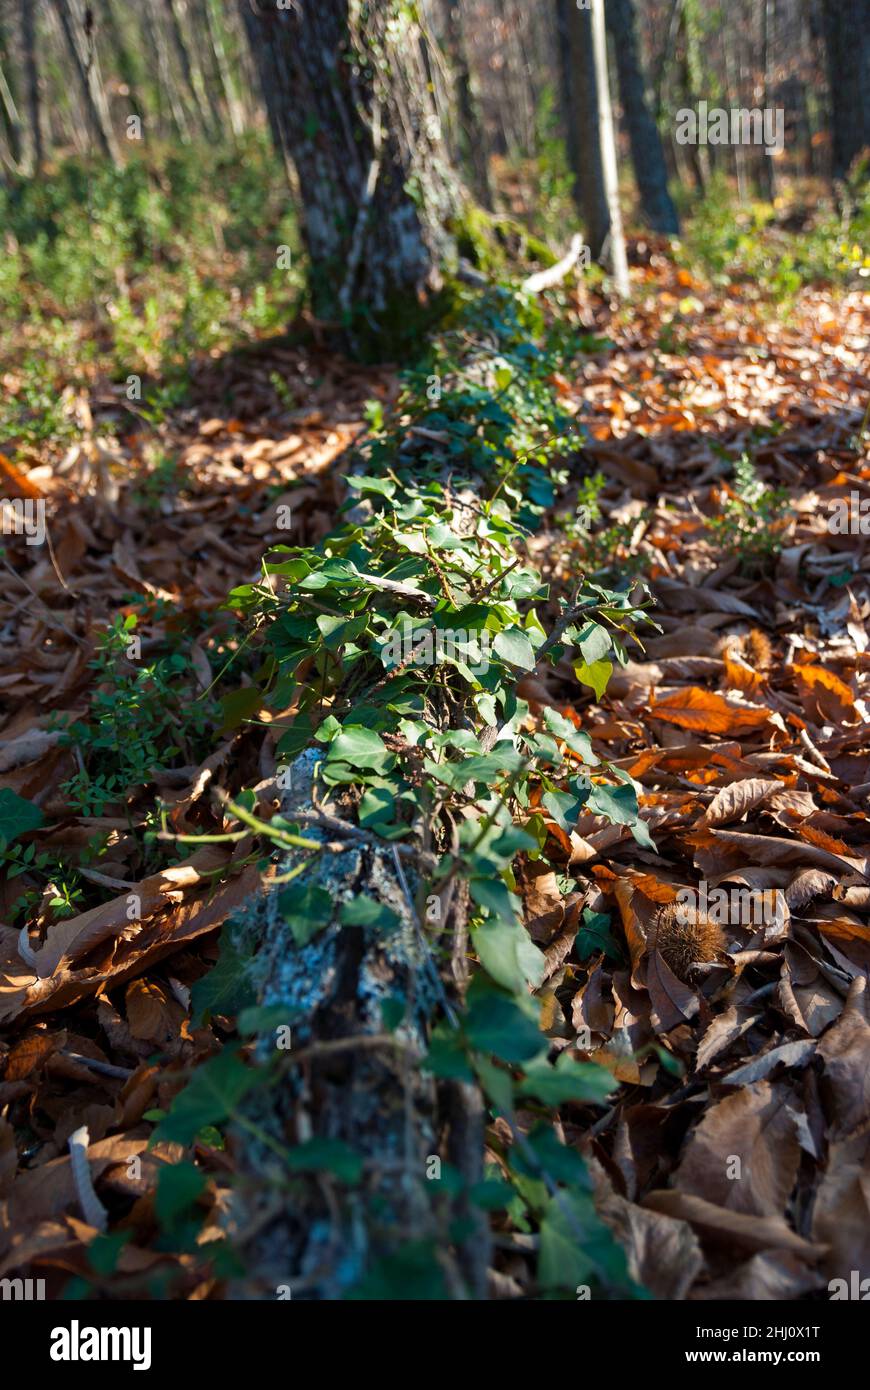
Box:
(131, 446, 187, 512)
(0, 837, 87, 924)
(59, 614, 218, 815)
(0, 355, 81, 448)
(706, 451, 790, 572)
(270, 372, 298, 411)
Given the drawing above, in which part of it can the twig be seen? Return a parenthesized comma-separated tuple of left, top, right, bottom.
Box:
(521, 234, 586, 294)
(282, 1033, 408, 1068)
(68, 1125, 109, 1233)
(339, 104, 383, 316)
(63, 1052, 134, 1080)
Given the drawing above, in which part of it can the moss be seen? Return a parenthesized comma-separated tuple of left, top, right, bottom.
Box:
(453, 203, 559, 278)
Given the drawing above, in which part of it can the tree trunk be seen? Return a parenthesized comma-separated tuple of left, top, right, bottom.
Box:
(96, 0, 146, 130)
(680, 0, 709, 191)
(441, 0, 493, 208)
(821, 0, 870, 180)
(0, 5, 24, 168)
(144, 0, 191, 141)
(51, 0, 121, 164)
(204, 0, 244, 137)
(0, 52, 23, 169)
(607, 0, 679, 234)
(759, 0, 776, 199)
(240, 0, 461, 340)
(20, 0, 43, 172)
(565, 0, 630, 294)
(164, 0, 219, 140)
(556, 0, 579, 181)
(722, 22, 748, 200)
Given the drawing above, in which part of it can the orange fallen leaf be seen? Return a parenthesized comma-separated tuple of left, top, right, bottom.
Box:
(0, 452, 43, 500)
(650, 687, 771, 734)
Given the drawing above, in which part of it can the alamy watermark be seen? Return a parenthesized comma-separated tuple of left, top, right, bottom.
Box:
(675, 103, 784, 156)
(829, 1271, 870, 1299)
(676, 882, 786, 928)
(0, 1276, 45, 1300)
(826, 492, 870, 535)
(0, 498, 45, 546)
(381, 622, 493, 677)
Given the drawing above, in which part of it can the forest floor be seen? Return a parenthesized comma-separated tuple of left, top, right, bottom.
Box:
(1, 242, 868, 1299)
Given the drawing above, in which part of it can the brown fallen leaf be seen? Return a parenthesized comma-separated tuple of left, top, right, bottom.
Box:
(794, 663, 857, 724)
(691, 1250, 821, 1300)
(4, 1029, 63, 1082)
(2, 862, 260, 1022)
(590, 1158, 704, 1299)
(642, 1189, 825, 1258)
(672, 1081, 801, 1218)
(125, 980, 179, 1045)
(646, 948, 700, 1033)
(0, 1119, 17, 1199)
(700, 777, 784, 827)
(817, 975, 870, 1138)
(811, 1132, 870, 1288)
(686, 826, 868, 878)
(721, 1038, 816, 1086)
(31, 848, 232, 980)
(651, 686, 772, 735)
(695, 1004, 764, 1071)
(778, 942, 843, 1037)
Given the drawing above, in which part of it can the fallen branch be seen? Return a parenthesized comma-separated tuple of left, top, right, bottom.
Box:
(521, 233, 586, 294)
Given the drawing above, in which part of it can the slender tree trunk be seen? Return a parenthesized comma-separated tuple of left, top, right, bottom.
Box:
(20, 0, 43, 172)
(607, 0, 679, 234)
(179, 0, 226, 138)
(441, 0, 492, 208)
(96, 0, 145, 128)
(51, 0, 121, 164)
(240, 0, 461, 339)
(556, 0, 578, 178)
(164, 0, 218, 139)
(144, 0, 191, 142)
(491, 0, 527, 158)
(722, 23, 748, 201)
(759, 0, 776, 198)
(204, 0, 244, 137)
(820, 0, 870, 180)
(0, 52, 22, 167)
(680, 0, 709, 190)
(0, 5, 24, 166)
(565, 0, 629, 294)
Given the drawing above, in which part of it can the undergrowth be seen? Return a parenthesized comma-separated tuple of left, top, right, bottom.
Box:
(0, 135, 303, 442)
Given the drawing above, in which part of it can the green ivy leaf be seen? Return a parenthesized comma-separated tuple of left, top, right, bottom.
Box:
(518, 1053, 614, 1105)
(538, 1191, 599, 1293)
(345, 1240, 447, 1300)
(0, 789, 44, 843)
(576, 908, 625, 964)
(152, 1049, 260, 1146)
(155, 1161, 206, 1227)
(464, 979, 542, 1063)
(493, 627, 537, 671)
(191, 923, 256, 1023)
(472, 914, 545, 993)
(573, 657, 613, 700)
(285, 1137, 363, 1184)
(576, 621, 612, 664)
(279, 883, 334, 946)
